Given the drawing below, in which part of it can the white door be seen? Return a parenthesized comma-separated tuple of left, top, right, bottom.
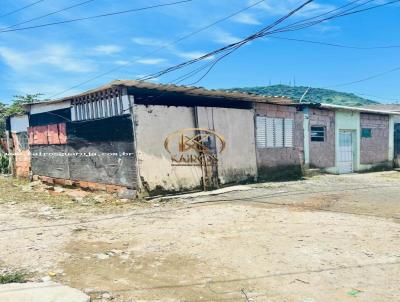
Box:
(338, 130, 354, 174)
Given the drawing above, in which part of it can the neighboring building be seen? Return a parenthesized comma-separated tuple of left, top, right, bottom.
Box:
(5, 80, 400, 196)
(302, 104, 398, 173)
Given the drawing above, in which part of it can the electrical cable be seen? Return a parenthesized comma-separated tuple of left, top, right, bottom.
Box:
(47, 0, 268, 98)
(0, 0, 193, 33)
(0, 0, 97, 31)
(268, 36, 400, 50)
(0, 0, 45, 19)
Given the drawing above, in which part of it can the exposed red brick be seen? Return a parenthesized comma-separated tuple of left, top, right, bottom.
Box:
(78, 181, 90, 189)
(106, 184, 123, 194)
(54, 178, 65, 186)
(64, 179, 74, 186)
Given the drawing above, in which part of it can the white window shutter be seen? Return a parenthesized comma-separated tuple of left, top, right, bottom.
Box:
(274, 118, 284, 147)
(284, 119, 294, 147)
(256, 116, 266, 148)
(266, 118, 275, 148)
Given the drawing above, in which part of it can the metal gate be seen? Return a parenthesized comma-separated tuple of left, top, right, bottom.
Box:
(338, 130, 354, 174)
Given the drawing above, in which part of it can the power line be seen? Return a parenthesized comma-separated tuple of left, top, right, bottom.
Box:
(323, 66, 400, 88)
(0, 0, 45, 19)
(48, 0, 399, 99)
(268, 36, 400, 49)
(138, 0, 316, 82)
(0, 0, 193, 34)
(48, 0, 268, 98)
(137, 0, 398, 84)
(0, 0, 96, 31)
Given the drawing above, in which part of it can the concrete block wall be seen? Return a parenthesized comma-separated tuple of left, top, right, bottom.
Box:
(309, 108, 335, 168)
(255, 103, 304, 179)
(360, 113, 389, 164)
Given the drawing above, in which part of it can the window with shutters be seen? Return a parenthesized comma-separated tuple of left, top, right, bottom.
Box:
(311, 126, 326, 142)
(256, 116, 294, 148)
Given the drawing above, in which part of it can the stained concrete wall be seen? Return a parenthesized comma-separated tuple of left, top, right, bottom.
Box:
(254, 103, 304, 180)
(134, 105, 258, 193)
(197, 107, 257, 184)
(360, 113, 389, 165)
(309, 108, 335, 169)
(134, 105, 202, 193)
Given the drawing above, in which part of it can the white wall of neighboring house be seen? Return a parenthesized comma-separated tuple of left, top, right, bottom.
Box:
(10, 115, 29, 133)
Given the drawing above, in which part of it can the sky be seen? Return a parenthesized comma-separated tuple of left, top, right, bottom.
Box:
(0, 0, 399, 104)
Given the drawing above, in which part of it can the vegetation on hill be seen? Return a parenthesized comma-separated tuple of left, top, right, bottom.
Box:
(226, 85, 379, 107)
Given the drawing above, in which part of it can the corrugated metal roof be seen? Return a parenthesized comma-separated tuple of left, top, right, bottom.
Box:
(364, 104, 400, 112)
(27, 80, 296, 106)
(315, 103, 400, 115)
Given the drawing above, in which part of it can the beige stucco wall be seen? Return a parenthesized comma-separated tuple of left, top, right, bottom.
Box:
(196, 107, 257, 184)
(134, 105, 202, 193)
(134, 105, 258, 193)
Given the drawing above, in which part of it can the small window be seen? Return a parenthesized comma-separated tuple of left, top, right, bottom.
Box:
(311, 126, 325, 142)
(256, 116, 294, 148)
(361, 128, 372, 138)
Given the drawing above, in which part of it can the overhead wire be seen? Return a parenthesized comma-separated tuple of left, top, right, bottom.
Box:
(136, 0, 399, 85)
(268, 36, 400, 49)
(0, 0, 97, 31)
(0, 0, 193, 33)
(39, 0, 400, 99)
(47, 0, 269, 98)
(0, 0, 45, 19)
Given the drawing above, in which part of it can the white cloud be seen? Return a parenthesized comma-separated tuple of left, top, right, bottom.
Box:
(214, 31, 242, 45)
(232, 13, 261, 25)
(114, 60, 130, 65)
(250, 0, 335, 17)
(0, 44, 94, 73)
(132, 37, 166, 47)
(176, 51, 213, 60)
(93, 44, 122, 55)
(136, 58, 166, 65)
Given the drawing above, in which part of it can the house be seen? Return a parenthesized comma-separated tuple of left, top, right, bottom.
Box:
(6, 80, 400, 196)
(301, 103, 399, 173)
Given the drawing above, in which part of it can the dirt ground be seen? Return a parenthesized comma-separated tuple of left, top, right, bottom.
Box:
(0, 171, 399, 302)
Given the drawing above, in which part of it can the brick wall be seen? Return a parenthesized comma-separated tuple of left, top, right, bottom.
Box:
(360, 113, 389, 164)
(255, 103, 304, 179)
(309, 108, 335, 168)
(11, 132, 31, 178)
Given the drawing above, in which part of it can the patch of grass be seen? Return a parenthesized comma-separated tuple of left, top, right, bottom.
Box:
(0, 271, 27, 284)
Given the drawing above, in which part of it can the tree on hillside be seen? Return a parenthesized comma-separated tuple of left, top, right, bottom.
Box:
(0, 94, 42, 137)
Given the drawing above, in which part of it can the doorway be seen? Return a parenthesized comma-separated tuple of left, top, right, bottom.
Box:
(338, 130, 354, 174)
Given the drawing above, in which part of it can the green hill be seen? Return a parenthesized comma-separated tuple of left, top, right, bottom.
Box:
(226, 85, 379, 107)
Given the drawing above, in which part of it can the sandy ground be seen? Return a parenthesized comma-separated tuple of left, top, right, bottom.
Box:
(0, 172, 399, 302)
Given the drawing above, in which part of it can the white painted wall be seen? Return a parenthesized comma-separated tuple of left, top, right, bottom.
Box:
(30, 101, 71, 115)
(10, 115, 29, 133)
